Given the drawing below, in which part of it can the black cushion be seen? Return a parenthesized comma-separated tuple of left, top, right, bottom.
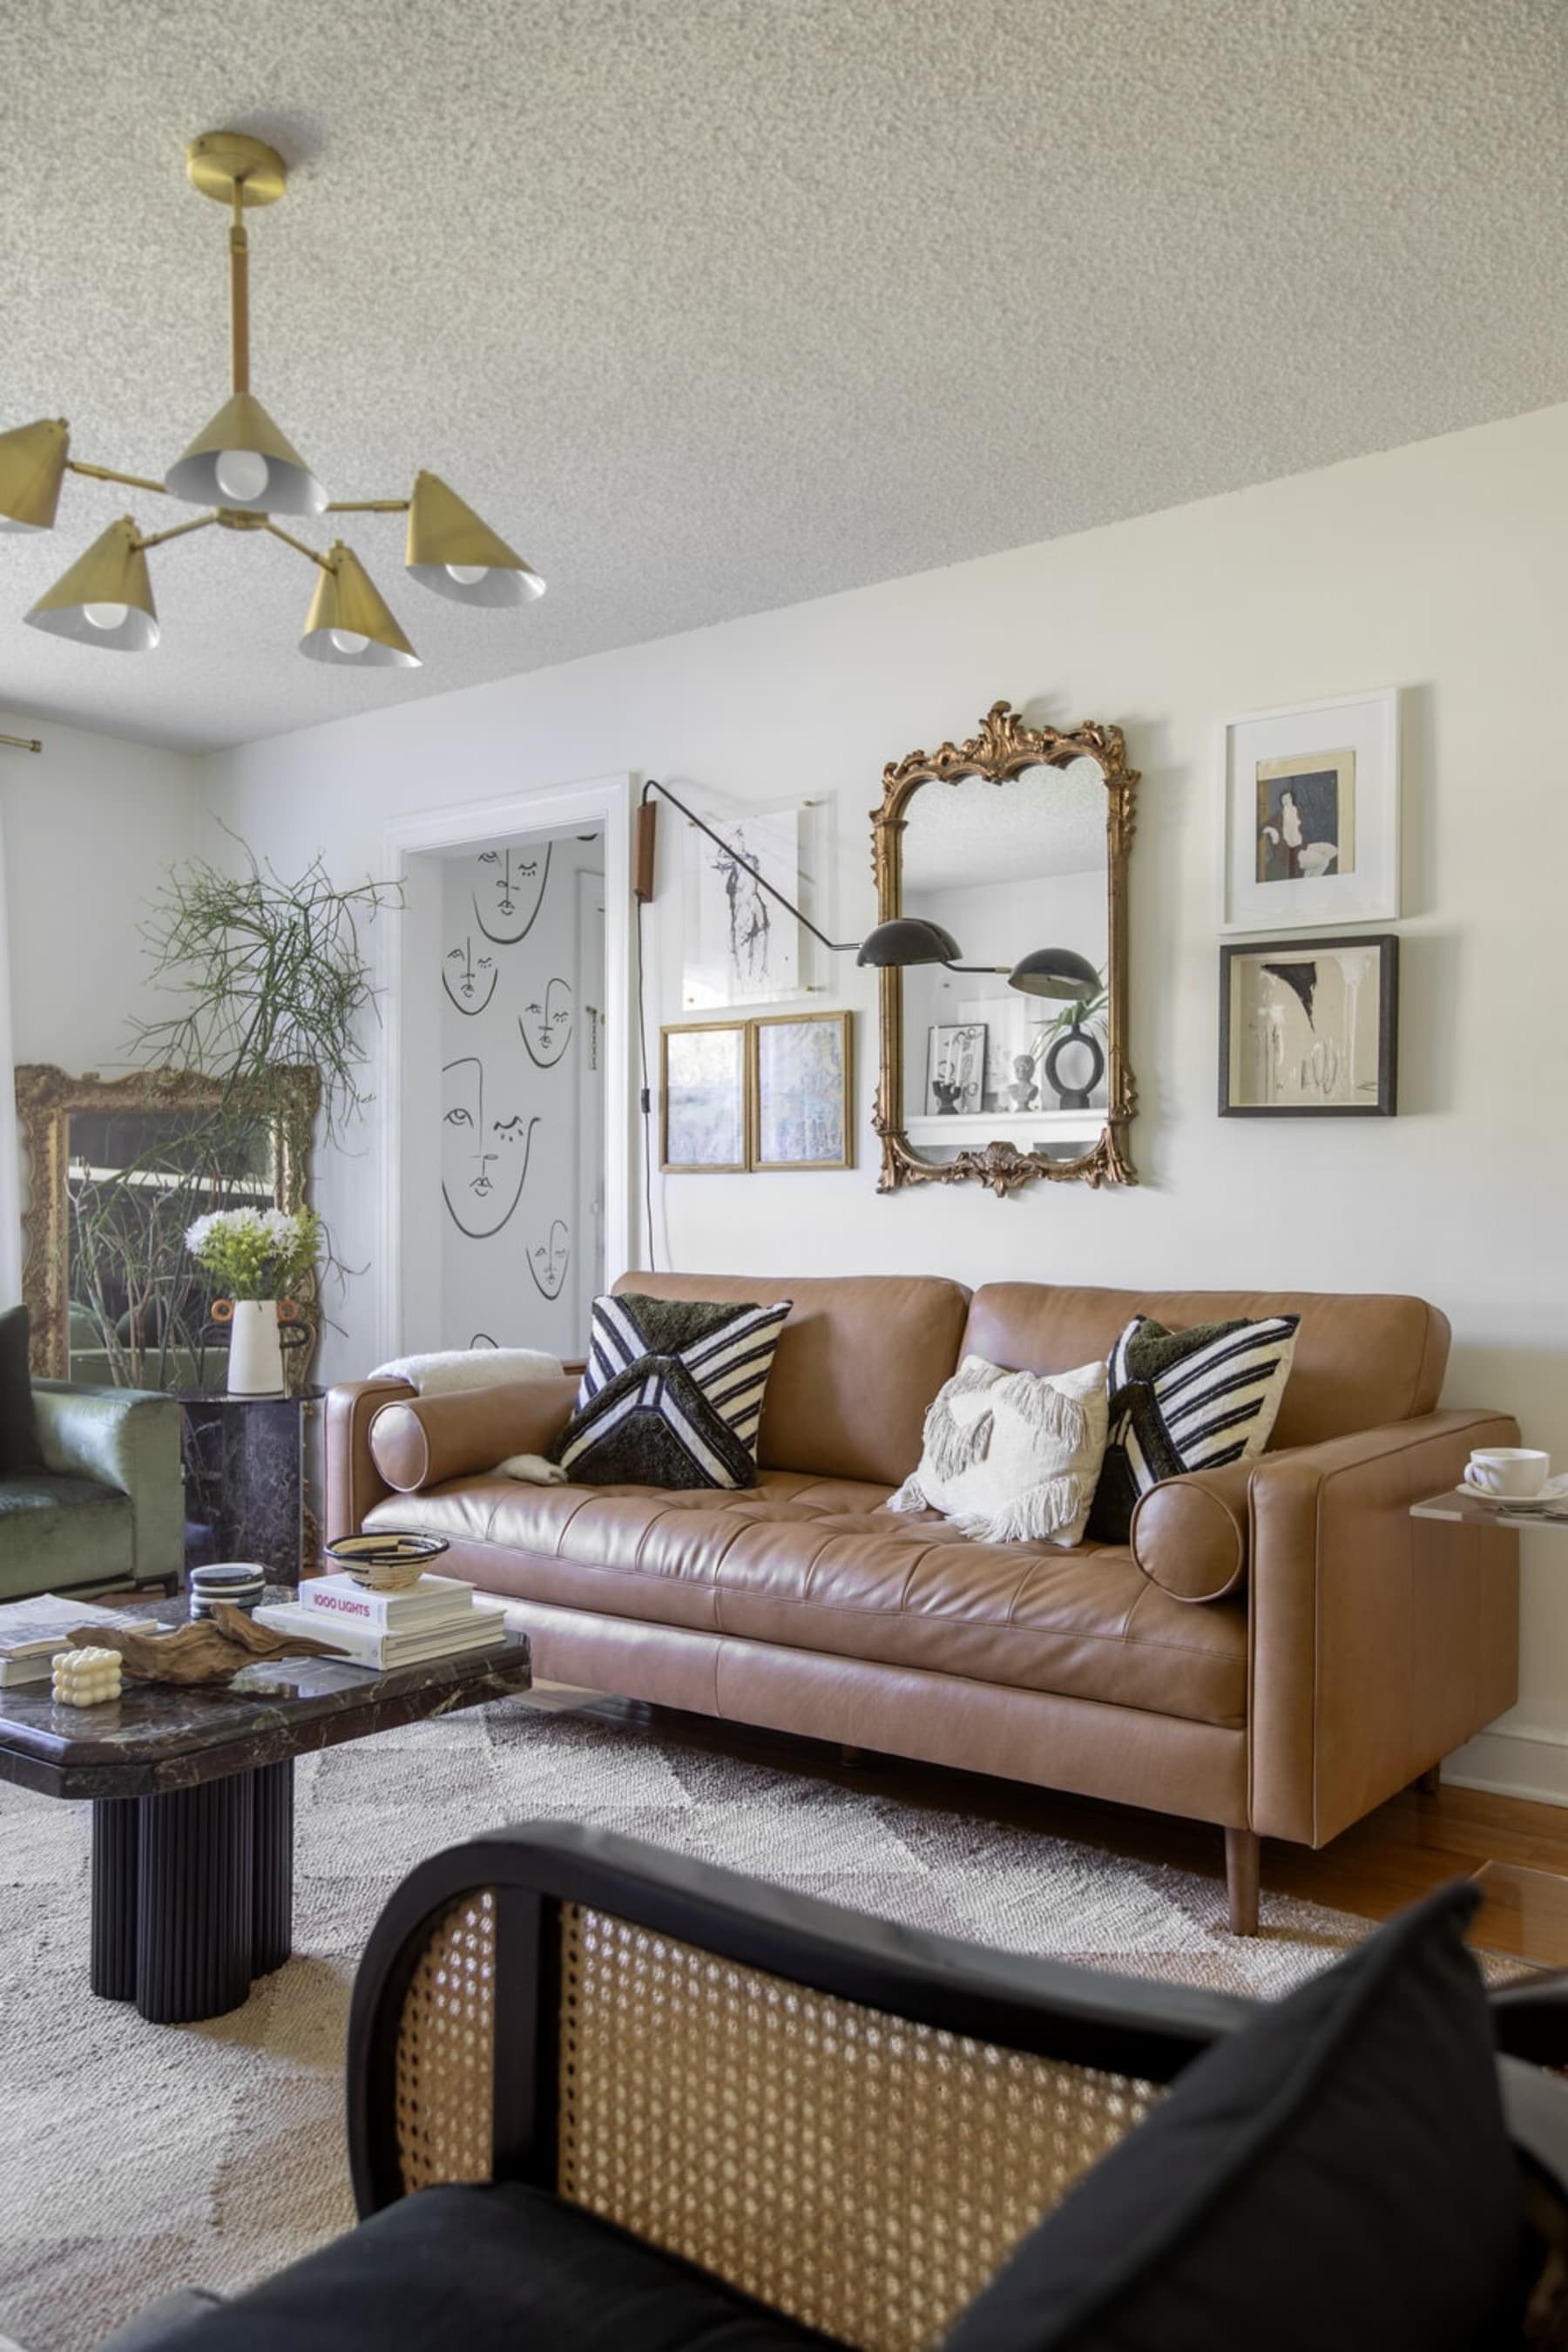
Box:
(148, 2178, 841, 2352)
(0, 1303, 43, 1478)
(945, 1881, 1522, 2352)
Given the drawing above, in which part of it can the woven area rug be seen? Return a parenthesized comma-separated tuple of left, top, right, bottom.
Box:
(0, 1693, 1455, 2350)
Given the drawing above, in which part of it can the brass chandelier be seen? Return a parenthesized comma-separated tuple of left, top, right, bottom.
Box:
(0, 131, 545, 670)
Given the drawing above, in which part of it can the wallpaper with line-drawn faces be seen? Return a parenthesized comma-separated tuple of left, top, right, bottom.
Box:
(440, 832, 605, 1357)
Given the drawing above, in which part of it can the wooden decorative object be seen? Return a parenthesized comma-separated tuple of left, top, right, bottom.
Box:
(67, 1601, 338, 1686)
(870, 700, 1139, 1195)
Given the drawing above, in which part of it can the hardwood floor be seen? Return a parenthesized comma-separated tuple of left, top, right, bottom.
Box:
(536, 1686, 1568, 1967)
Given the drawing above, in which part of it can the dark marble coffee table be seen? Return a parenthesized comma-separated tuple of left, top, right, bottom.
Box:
(0, 1595, 531, 2024)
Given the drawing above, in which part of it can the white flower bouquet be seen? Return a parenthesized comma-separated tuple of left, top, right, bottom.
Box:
(185, 1205, 321, 1301)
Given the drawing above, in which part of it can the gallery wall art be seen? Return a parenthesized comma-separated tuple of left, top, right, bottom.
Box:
(660, 1011, 854, 1173)
(1219, 688, 1399, 933)
(679, 793, 828, 1009)
(1219, 933, 1398, 1116)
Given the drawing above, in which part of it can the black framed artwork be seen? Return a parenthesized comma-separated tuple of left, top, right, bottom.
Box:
(1219, 934, 1397, 1117)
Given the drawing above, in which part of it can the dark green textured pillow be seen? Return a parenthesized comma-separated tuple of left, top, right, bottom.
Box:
(551, 1292, 792, 1490)
(1085, 1311, 1300, 1544)
(0, 1303, 44, 1477)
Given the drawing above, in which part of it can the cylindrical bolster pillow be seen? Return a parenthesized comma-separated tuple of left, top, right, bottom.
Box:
(1130, 1459, 1254, 1604)
(369, 1376, 579, 1493)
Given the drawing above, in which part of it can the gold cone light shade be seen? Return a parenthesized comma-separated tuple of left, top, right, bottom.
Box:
(405, 469, 544, 606)
(25, 517, 159, 652)
(300, 542, 419, 668)
(165, 392, 326, 517)
(0, 418, 70, 532)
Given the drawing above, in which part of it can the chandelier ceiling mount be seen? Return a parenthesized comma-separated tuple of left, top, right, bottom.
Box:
(0, 131, 545, 670)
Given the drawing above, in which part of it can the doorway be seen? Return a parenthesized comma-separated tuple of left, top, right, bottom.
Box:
(380, 776, 632, 1366)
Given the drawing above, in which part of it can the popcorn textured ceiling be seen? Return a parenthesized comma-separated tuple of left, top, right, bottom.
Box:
(2, 0, 1565, 753)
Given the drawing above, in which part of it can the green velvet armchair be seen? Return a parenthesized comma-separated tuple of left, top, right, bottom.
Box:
(0, 1379, 183, 1600)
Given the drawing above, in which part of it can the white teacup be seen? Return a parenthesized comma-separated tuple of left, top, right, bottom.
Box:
(1467, 1447, 1550, 1499)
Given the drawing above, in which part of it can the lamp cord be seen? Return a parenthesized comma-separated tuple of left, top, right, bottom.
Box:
(634, 887, 656, 1273)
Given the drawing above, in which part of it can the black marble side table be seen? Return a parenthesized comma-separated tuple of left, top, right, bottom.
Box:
(180, 1389, 321, 1587)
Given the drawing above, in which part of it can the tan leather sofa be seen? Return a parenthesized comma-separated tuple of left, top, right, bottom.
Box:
(325, 1273, 1519, 1932)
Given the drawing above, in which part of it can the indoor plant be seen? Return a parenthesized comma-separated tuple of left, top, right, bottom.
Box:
(185, 1204, 322, 1396)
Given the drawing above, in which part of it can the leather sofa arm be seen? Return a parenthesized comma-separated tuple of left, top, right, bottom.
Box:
(1131, 1461, 1254, 1603)
(325, 1378, 416, 1548)
(369, 1377, 579, 1493)
(1247, 1406, 1520, 1846)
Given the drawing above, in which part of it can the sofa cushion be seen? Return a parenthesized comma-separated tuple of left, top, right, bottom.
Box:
(370, 1379, 579, 1491)
(0, 1475, 135, 1592)
(943, 1882, 1521, 2352)
(137, 2178, 835, 2350)
(612, 1273, 971, 1488)
(556, 1294, 792, 1489)
(962, 1286, 1448, 1451)
(1130, 1463, 1252, 1603)
(367, 1471, 1247, 1727)
(1085, 1314, 1299, 1546)
(887, 1356, 1110, 1547)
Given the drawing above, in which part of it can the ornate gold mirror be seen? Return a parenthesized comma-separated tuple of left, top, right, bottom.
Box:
(15, 1064, 319, 1387)
(872, 701, 1138, 1194)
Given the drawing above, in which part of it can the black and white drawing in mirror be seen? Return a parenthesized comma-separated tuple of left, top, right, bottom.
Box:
(679, 793, 826, 1009)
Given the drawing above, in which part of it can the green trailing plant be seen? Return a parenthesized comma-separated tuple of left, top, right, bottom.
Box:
(65, 841, 399, 1389)
(132, 837, 401, 1136)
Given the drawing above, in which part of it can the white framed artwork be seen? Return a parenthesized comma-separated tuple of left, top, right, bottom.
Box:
(1219, 688, 1400, 934)
(680, 793, 829, 1009)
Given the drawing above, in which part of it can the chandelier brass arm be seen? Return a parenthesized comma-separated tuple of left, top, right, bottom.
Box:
(64, 457, 171, 498)
(261, 519, 333, 570)
(1, 733, 43, 753)
(3, 128, 548, 669)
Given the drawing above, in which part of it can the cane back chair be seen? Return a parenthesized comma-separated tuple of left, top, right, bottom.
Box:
(346, 1822, 1568, 2351)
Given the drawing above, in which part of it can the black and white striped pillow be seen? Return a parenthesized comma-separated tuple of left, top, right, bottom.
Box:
(552, 1292, 792, 1490)
(1085, 1312, 1300, 1545)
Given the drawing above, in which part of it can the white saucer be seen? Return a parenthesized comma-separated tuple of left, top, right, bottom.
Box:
(1461, 1470, 1568, 1511)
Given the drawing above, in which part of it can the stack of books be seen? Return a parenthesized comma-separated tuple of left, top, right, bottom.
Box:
(254, 1571, 508, 1670)
(0, 1594, 158, 1690)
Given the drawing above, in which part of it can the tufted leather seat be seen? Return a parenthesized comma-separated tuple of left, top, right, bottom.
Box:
(367, 1468, 1247, 1728)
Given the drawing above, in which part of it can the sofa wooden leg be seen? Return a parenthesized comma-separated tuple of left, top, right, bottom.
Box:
(1413, 1765, 1442, 1796)
(1225, 1828, 1260, 1936)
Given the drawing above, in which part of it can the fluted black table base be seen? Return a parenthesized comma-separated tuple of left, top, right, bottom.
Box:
(91, 1760, 294, 2023)
(0, 1593, 531, 2029)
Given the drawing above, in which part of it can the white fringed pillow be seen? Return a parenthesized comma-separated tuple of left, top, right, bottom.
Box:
(886, 1354, 1110, 1548)
(371, 1347, 564, 1395)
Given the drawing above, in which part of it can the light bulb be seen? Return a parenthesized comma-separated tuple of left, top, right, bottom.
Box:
(329, 628, 368, 655)
(519, 571, 546, 600)
(84, 602, 129, 631)
(444, 564, 490, 586)
(214, 449, 270, 503)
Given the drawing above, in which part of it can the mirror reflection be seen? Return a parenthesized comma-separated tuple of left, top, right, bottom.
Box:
(65, 1105, 279, 1388)
(901, 759, 1110, 1147)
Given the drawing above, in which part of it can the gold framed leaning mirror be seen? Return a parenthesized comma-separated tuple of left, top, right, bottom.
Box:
(15, 1063, 320, 1387)
(871, 700, 1139, 1194)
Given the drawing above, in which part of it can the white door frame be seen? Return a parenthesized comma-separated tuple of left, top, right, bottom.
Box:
(376, 773, 633, 1364)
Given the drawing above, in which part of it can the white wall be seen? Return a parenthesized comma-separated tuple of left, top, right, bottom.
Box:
(0, 712, 199, 1295)
(201, 399, 1568, 1790)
